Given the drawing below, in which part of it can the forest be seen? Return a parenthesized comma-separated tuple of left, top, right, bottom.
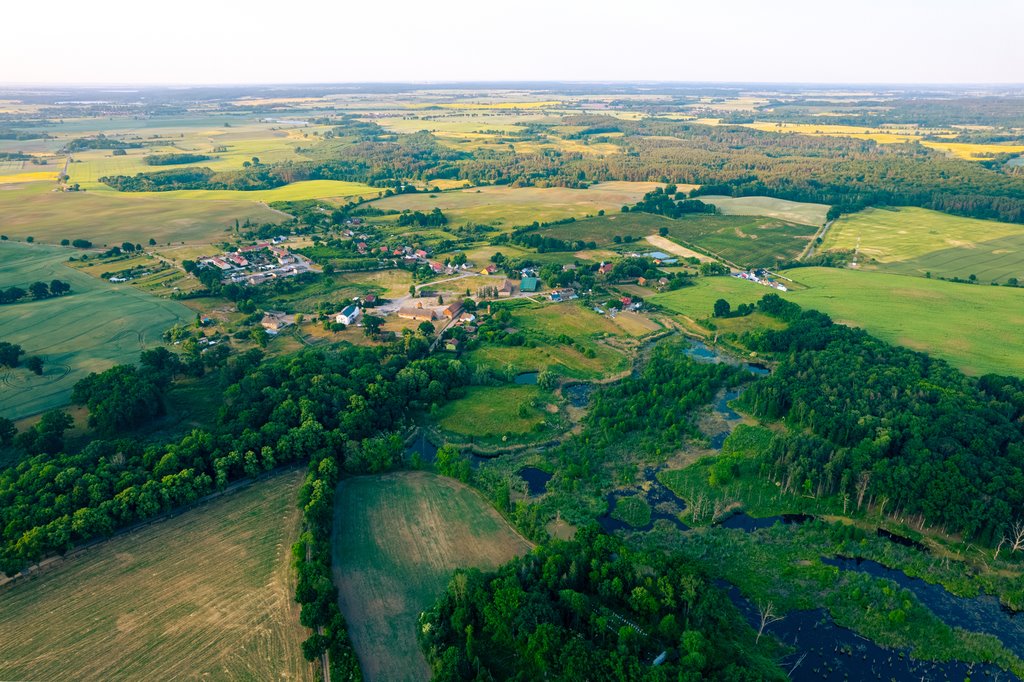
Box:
(419, 529, 785, 681)
(738, 294, 1024, 546)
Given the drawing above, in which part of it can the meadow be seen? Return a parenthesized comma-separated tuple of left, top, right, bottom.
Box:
(333, 472, 531, 681)
(0, 471, 311, 681)
(652, 268, 1024, 376)
(0, 243, 192, 419)
(368, 182, 660, 229)
(434, 384, 547, 437)
(0, 181, 284, 247)
(823, 206, 1024, 282)
(664, 214, 817, 268)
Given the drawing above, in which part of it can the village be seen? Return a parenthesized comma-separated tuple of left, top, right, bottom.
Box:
(198, 237, 318, 286)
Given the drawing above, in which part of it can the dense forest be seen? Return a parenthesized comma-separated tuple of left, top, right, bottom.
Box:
(738, 294, 1024, 546)
(419, 529, 785, 680)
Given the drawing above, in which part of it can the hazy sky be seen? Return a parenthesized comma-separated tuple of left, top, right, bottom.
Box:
(4, 0, 1022, 85)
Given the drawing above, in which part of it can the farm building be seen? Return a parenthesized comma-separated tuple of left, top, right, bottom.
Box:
(336, 305, 361, 326)
(443, 301, 463, 319)
(498, 280, 516, 297)
(260, 310, 294, 333)
(444, 338, 461, 351)
(520, 277, 539, 293)
(398, 305, 436, 322)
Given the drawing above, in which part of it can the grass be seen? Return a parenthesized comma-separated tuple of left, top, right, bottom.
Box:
(823, 207, 1024, 283)
(612, 496, 652, 528)
(0, 181, 284, 247)
(367, 182, 660, 229)
(695, 196, 829, 227)
(652, 268, 1024, 376)
(665, 214, 817, 268)
(434, 385, 547, 437)
(540, 212, 677, 246)
(0, 470, 312, 681)
(333, 471, 532, 682)
(88, 179, 379, 203)
(0, 242, 192, 419)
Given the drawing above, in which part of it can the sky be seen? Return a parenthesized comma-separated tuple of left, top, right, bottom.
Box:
(3, 0, 1022, 85)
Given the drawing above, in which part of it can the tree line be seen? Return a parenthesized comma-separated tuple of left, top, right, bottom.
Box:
(0, 279, 71, 304)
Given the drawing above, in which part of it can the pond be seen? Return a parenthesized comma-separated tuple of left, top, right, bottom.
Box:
(724, 584, 1013, 681)
(563, 382, 593, 407)
(514, 371, 539, 385)
(683, 338, 771, 376)
(597, 467, 690, 534)
(824, 555, 1024, 658)
(717, 512, 815, 532)
(519, 467, 552, 496)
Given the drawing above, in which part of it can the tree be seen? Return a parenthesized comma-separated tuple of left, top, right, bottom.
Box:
(436, 444, 471, 482)
(363, 315, 384, 337)
(0, 417, 15, 446)
(755, 601, 783, 643)
(29, 281, 50, 299)
(418, 321, 435, 337)
(25, 356, 43, 375)
(713, 298, 731, 318)
(251, 328, 270, 347)
(0, 342, 24, 367)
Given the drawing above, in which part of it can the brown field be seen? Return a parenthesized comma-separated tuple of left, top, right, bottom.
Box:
(333, 471, 531, 681)
(0, 471, 312, 682)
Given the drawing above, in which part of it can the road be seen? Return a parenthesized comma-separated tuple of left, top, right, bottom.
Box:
(377, 271, 481, 314)
(799, 219, 835, 261)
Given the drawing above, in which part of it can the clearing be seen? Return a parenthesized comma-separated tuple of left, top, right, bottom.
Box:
(0, 470, 311, 681)
(333, 471, 531, 682)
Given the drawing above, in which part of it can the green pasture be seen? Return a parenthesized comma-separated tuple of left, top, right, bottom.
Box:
(435, 385, 547, 437)
(824, 207, 1024, 283)
(368, 182, 659, 229)
(540, 212, 677, 246)
(0, 181, 284, 247)
(653, 269, 1024, 376)
(0, 243, 191, 419)
(666, 214, 817, 267)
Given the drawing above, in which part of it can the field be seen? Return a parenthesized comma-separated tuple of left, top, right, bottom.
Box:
(333, 472, 532, 681)
(696, 195, 829, 226)
(0, 471, 311, 681)
(0, 181, 285, 247)
(368, 182, 661, 229)
(664, 214, 817, 268)
(434, 384, 547, 437)
(823, 207, 1024, 282)
(0, 243, 192, 419)
(540, 211, 677, 246)
(653, 269, 1024, 376)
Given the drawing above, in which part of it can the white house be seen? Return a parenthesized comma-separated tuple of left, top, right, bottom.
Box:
(336, 305, 361, 326)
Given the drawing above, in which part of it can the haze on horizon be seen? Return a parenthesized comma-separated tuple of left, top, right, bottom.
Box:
(3, 0, 1022, 86)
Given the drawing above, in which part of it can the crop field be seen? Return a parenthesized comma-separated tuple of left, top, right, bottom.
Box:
(666, 214, 817, 267)
(368, 182, 661, 229)
(0, 243, 191, 419)
(0, 471, 311, 681)
(823, 207, 1024, 282)
(540, 211, 677, 245)
(738, 121, 937, 145)
(0, 181, 284, 247)
(654, 269, 1024, 376)
(696, 195, 829, 226)
(333, 472, 531, 681)
(435, 385, 547, 437)
(921, 141, 1024, 160)
(89, 179, 379, 204)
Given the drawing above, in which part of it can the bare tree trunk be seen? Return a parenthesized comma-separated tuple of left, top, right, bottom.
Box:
(756, 601, 783, 644)
(855, 471, 870, 511)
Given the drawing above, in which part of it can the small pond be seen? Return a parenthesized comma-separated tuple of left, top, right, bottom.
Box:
(597, 467, 690, 534)
(514, 371, 539, 385)
(519, 467, 552, 496)
(563, 383, 593, 407)
(717, 512, 815, 532)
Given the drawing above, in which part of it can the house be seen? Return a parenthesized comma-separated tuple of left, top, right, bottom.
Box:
(210, 257, 232, 271)
(248, 273, 268, 285)
(398, 305, 436, 321)
(444, 338, 460, 352)
(227, 253, 249, 267)
(519, 277, 539, 293)
(429, 261, 445, 274)
(364, 294, 377, 305)
(459, 312, 476, 323)
(562, 263, 577, 272)
(620, 296, 633, 307)
(260, 310, 293, 333)
(481, 264, 498, 275)
(498, 279, 516, 298)
(336, 305, 361, 326)
(442, 301, 464, 319)
(357, 241, 368, 253)
(637, 277, 648, 286)
(414, 249, 428, 259)
(598, 262, 614, 275)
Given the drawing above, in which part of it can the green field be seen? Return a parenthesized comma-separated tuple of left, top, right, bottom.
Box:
(333, 472, 531, 682)
(540, 211, 677, 246)
(368, 182, 659, 229)
(697, 195, 830, 226)
(0, 181, 285, 247)
(434, 384, 547, 437)
(665, 214, 818, 268)
(823, 207, 1024, 283)
(0, 243, 191, 419)
(0, 471, 311, 681)
(653, 268, 1024, 376)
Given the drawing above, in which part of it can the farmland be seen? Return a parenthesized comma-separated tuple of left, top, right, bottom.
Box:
(653, 268, 1024, 376)
(368, 182, 661, 229)
(0, 242, 191, 419)
(696, 195, 829, 226)
(823, 206, 1024, 282)
(0, 471, 311, 681)
(663, 214, 818, 268)
(333, 472, 531, 681)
